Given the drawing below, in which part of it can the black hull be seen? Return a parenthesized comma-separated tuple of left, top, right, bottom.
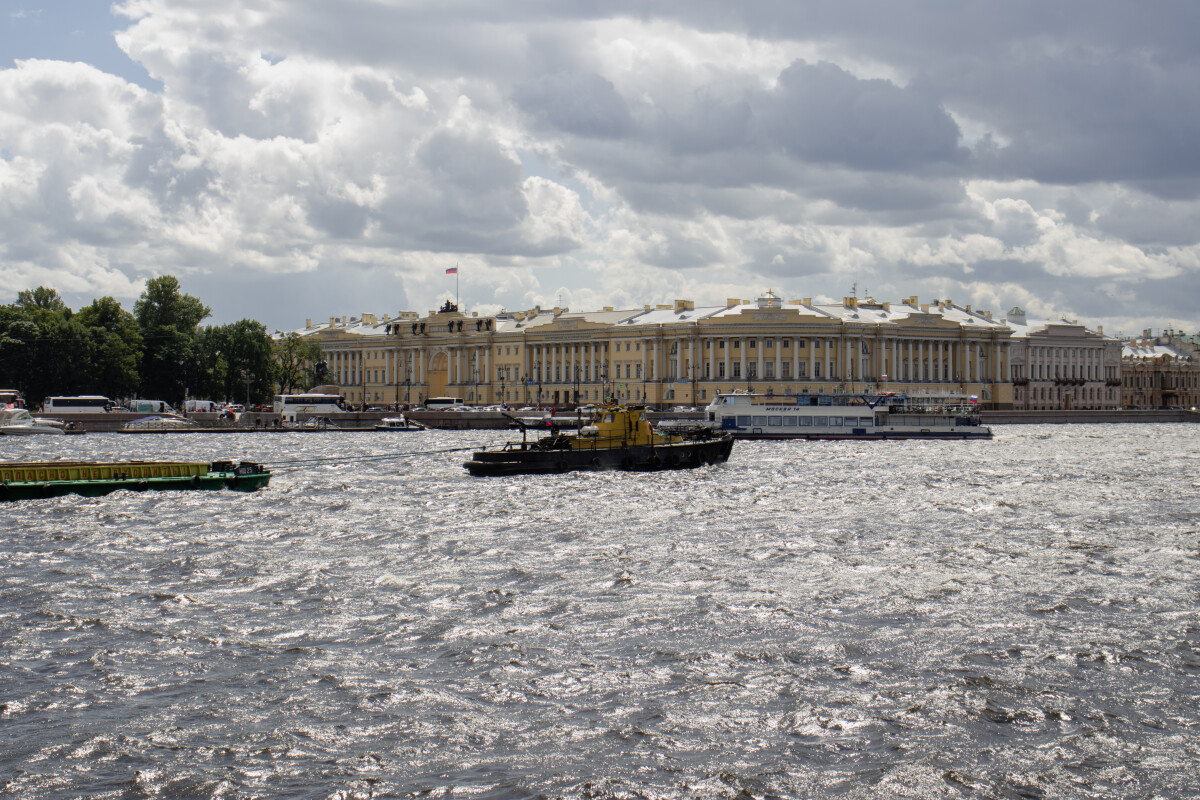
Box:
(464, 434, 734, 477)
(733, 431, 992, 440)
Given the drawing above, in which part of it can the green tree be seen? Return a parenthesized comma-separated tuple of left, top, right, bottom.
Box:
(134, 276, 211, 403)
(273, 333, 323, 393)
(200, 320, 276, 405)
(2, 289, 92, 405)
(0, 306, 39, 398)
(16, 286, 68, 314)
(75, 297, 144, 399)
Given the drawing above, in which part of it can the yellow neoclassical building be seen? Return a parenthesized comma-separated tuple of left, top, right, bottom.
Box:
(293, 292, 1016, 409)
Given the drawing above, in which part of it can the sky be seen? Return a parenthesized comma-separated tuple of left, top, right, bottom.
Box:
(2, 1, 1199, 337)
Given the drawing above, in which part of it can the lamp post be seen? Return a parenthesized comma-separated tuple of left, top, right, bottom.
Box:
(471, 354, 479, 407)
(573, 365, 580, 408)
(536, 360, 542, 408)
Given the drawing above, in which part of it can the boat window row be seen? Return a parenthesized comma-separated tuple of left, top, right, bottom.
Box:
(734, 415, 876, 428)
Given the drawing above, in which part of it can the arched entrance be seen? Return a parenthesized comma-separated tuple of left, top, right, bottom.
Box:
(427, 352, 449, 398)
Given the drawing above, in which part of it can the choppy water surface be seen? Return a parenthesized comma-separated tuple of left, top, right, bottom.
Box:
(2, 424, 1199, 799)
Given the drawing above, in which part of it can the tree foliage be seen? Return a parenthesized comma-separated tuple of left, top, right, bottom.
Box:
(134, 276, 212, 403)
(274, 333, 324, 393)
(1, 277, 323, 408)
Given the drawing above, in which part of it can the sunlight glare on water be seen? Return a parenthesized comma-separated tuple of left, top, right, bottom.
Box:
(2, 424, 1199, 798)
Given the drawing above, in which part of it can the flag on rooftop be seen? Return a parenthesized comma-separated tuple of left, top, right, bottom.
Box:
(445, 266, 458, 274)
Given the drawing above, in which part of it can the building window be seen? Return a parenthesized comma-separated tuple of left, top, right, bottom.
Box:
(732, 363, 741, 378)
(718, 363, 726, 378)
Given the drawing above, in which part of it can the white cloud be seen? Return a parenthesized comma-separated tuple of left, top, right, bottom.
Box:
(0, 0, 1197, 333)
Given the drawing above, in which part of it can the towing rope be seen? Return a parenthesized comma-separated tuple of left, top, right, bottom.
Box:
(266, 444, 485, 472)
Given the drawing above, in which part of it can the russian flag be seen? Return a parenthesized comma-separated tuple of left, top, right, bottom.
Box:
(445, 266, 458, 274)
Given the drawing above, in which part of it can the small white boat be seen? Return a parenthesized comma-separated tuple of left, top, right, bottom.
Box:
(0, 408, 68, 436)
(375, 416, 426, 431)
(122, 414, 198, 431)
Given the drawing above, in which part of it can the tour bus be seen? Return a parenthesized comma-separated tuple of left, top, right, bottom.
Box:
(184, 399, 218, 413)
(424, 396, 466, 410)
(273, 392, 346, 422)
(0, 389, 24, 408)
(40, 395, 113, 413)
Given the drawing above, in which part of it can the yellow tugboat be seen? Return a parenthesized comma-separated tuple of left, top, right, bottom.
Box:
(464, 403, 734, 476)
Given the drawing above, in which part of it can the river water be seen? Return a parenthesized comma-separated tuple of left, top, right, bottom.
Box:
(1, 424, 1198, 799)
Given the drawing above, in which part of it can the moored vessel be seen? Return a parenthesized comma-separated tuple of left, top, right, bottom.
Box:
(705, 391, 992, 440)
(375, 415, 426, 431)
(0, 408, 70, 436)
(0, 459, 270, 501)
(464, 403, 734, 476)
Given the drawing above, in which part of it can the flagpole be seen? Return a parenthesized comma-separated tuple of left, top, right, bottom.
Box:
(456, 262, 460, 310)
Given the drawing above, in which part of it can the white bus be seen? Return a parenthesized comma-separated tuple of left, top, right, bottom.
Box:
(273, 393, 346, 421)
(424, 396, 466, 410)
(41, 395, 114, 413)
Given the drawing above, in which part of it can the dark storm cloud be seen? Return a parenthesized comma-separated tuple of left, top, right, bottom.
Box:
(513, 73, 634, 139)
(758, 60, 965, 171)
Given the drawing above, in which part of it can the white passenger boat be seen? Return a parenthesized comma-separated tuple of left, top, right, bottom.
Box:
(0, 408, 68, 436)
(704, 391, 992, 440)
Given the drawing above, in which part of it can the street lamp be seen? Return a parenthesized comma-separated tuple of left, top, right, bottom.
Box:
(471, 354, 479, 406)
(536, 360, 542, 408)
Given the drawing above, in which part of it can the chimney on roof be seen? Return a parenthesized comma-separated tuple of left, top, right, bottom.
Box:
(674, 299, 694, 312)
(342, 316, 347, 324)
(330, 317, 336, 327)
(984, 311, 992, 320)
(881, 302, 890, 311)
(727, 298, 740, 307)
(844, 297, 858, 308)
(921, 304, 929, 312)
(306, 318, 312, 329)
(803, 298, 812, 306)
(603, 306, 613, 311)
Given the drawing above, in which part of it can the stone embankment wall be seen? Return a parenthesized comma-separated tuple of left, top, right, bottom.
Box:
(981, 410, 1199, 424)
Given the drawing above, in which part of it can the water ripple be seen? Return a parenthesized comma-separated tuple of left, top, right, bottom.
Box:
(2, 424, 1199, 798)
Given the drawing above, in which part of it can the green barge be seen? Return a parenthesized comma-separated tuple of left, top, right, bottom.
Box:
(0, 459, 270, 501)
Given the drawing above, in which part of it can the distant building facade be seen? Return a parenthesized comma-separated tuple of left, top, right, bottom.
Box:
(1121, 330, 1200, 409)
(290, 293, 1017, 409)
(1003, 308, 1123, 410)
